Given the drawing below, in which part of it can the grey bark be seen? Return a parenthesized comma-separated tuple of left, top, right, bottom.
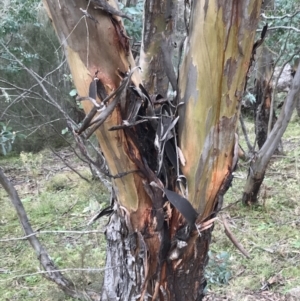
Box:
(243, 61, 300, 204)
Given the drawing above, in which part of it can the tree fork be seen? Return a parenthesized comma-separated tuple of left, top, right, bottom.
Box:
(243, 63, 300, 205)
(44, 0, 263, 300)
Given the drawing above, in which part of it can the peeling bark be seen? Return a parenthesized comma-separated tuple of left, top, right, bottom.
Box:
(254, 46, 279, 151)
(140, 0, 178, 95)
(178, 0, 262, 217)
(44, 0, 263, 300)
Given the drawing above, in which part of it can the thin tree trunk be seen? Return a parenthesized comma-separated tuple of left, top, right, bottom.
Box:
(243, 65, 300, 205)
(254, 46, 278, 151)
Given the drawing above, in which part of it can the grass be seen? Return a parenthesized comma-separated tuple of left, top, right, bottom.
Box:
(206, 114, 300, 299)
(0, 149, 109, 300)
(0, 115, 300, 300)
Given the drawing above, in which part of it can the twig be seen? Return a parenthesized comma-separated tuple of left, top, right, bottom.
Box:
(50, 147, 91, 183)
(1, 266, 122, 282)
(0, 58, 67, 120)
(0, 42, 76, 127)
(220, 200, 241, 211)
(261, 11, 300, 20)
(239, 114, 253, 152)
(259, 26, 300, 33)
(222, 216, 251, 259)
(0, 230, 105, 242)
(249, 241, 275, 254)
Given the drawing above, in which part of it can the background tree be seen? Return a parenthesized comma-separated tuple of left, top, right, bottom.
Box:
(43, 0, 262, 300)
(241, 0, 300, 204)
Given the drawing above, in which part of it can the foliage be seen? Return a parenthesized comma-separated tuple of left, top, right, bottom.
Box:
(205, 251, 232, 285)
(0, 0, 42, 70)
(264, 0, 300, 66)
(119, 1, 144, 42)
(0, 0, 79, 153)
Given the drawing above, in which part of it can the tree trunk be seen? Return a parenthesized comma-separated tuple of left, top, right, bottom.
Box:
(44, 0, 262, 300)
(254, 46, 278, 150)
(140, 0, 177, 95)
(243, 65, 300, 205)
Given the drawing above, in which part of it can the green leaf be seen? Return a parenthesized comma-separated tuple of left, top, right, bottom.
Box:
(69, 88, 77, 97)
(61, 127, 69, 135)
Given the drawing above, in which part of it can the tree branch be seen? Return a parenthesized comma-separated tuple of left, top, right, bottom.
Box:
(268, 49, 300, 135)
(259, 26, 300, 33)
(222, 217, 250, 259)
(261, 11, 300, 20)
(0, 230, 104, 242)
(50, 147, 91, 183)
(239, 114, 253, 152)
(259, 55, 300, 163)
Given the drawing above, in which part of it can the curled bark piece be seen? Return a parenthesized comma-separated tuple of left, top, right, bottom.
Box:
(164, 188, 198, 226)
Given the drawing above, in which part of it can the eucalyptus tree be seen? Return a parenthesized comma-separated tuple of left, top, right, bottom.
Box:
(43, 0, 263, 300)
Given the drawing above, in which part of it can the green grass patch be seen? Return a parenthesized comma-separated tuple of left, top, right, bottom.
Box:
(0, 150, 109, 300)
(1, 115, 300, 300)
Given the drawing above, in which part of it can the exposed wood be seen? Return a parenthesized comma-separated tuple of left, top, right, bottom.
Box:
(178, 1, 262, 218)
(44, 0, 263, 300)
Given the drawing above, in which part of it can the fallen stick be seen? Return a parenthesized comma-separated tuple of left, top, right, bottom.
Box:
(222, 216, 251, 259)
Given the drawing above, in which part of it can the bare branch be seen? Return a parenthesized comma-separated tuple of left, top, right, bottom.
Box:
(50, 147, 91, 183)
(0, 230, 104, 242)
(258, 26, 300, 33)
(0, 58, 67, 120)
(222, 217, 250, 259)
(261, 11, 300, 20)
(239, 114, 253, 152)
(0, 43, 75, 126)
(268, 49, 300, 135)
(260, 55, 300, 162)
(2, 267, 121, 282)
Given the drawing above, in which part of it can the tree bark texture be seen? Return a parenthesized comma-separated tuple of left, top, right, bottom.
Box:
(178, 1, 262, 219)
(44, 0, 262, 300)
(140, 0, 178, 95)
(254, 46, 278, 150)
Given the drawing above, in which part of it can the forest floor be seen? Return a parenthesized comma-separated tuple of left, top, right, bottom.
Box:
(0, 115, 300, 301)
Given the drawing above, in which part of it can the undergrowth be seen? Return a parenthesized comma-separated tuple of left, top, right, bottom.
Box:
(0, 115, 300, 300)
